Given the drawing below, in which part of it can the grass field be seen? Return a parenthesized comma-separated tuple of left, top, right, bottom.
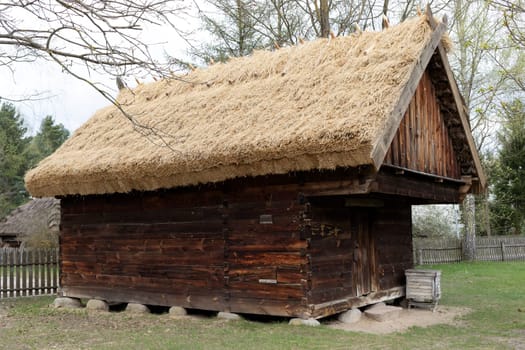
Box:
(0, 262, 524, 350)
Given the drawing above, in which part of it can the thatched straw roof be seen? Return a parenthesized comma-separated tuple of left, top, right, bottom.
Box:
(26, 16, 458, 197)
(0, 198, 60, 236)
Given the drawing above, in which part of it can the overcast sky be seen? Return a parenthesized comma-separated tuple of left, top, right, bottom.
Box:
(0, 8, 198, 135)
(1, 62, 111, 134)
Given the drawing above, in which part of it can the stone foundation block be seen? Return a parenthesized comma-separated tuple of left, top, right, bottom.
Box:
(217, 311, 242, 320)
(338, 307, 362, 324)
(289, 318, 321, 327)
(86, 299, 109, 312)
(52, 297, 82, 309)
(169, 306, 187, 316)
(125, 303, 150, 314)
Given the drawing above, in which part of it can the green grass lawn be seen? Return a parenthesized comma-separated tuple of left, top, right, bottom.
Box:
(0, 262, 524, 350)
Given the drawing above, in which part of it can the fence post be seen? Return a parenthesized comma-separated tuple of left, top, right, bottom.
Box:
(418, 249, 423, 265)
(501, 242, 506, 261)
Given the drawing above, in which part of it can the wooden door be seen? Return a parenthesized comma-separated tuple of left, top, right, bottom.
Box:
(351, 210, 377, 296)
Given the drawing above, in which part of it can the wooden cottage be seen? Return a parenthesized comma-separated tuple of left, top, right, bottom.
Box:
(25, 12, 485, 319)
(0, 198, 60, 248)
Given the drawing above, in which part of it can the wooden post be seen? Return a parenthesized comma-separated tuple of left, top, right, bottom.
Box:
(501, 242, 506, 261)
(462, 194, 476, 261)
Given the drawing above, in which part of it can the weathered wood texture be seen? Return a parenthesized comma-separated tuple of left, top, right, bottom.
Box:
(414, 236, 525, 264)
(405, 268, 441, 310)
(372, 202, 413, 291)
(427, 46, 485, 190)
(297, 196, 413, 318)
(303, 197, 382, 305)
(59, 173, 418, 318)
(384, 70, 461, 180)
(0, 247, 59, 298)
(374, 170, 461, 204)
(61, 184, 307, 316)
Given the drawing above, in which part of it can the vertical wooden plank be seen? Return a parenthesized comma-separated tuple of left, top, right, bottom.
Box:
(410, 89, 417, 170)
(53, 248, 58, 293)
(0, 248, 4, 298)
(406, 100, 412, 169)
(14, 248, 19, 298)
(391, 126, 399, 166)
(20, 248, 25, 297)
(419, 83, 425, 171)
(8, 248, 13, 298)
(426, 73, 432, 173)
(431, 81, 438, 175)
(5, 249, 13, 298)
(19, 249, 23, 297)
(54, 248, 59, 293)
(423, 74, 429, 173)
(45, 249, 50, 294)
(37, 249, 42, 295)
(417, 78, 424, 172)
(399, 114, 406, 167)
(28, 249, 32, 296)
(437, 102, 443, 176)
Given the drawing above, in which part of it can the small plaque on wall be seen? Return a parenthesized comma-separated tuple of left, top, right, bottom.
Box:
(258, 279, 277, 284)
(259, 214, 273, 224)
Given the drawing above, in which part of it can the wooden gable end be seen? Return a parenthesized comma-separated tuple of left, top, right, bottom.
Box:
(383, 70, 461, 180)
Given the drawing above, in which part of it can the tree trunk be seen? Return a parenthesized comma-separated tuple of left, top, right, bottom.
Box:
(463, 194, 476, 261)
(319, 0, 330, 37)
(482, 194, 491, 236)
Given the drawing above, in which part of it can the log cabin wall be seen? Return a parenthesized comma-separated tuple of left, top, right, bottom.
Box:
(60, 190, 228, 311)
(222, 185, 307, 316)
(60, 181, 310, 317)
(59, 173, 419, 318)
(302, 197, 354, 307)
(372, 200, 413, 291)
(383, 70, 461, 179)
(303, 196, 412, 318)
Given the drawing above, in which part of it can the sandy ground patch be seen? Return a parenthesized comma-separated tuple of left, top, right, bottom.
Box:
(326, 306, 469, 334)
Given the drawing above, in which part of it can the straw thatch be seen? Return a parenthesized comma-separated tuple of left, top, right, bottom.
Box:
(0, 198, 60, 235)
(26, 16, 445, 197)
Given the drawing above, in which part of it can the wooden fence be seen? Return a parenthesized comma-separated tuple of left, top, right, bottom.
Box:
(414, 236, 525, 265)
(0, 247, 59, 298)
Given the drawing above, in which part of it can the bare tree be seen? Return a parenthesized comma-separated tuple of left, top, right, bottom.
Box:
(491, 0, 525, 48)
(0, 0, 187, 104)
(190, 0, 386, 63)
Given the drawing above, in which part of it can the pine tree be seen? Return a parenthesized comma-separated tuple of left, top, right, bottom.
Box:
(490, 99, 525, 235)
(26, 116, 70, 168)
(0, 102, 31, 218)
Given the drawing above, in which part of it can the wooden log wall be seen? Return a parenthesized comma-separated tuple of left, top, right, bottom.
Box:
(60, 182, 309, 317)
(60, 172, 418, 318)
(372, 201, 413, 291)
(222, 187, 307, 316)
(60, 190, 227, 311)
(302, 198, 355, 306)
(304, 197, 413, 305)
(384, 70, 461, 180)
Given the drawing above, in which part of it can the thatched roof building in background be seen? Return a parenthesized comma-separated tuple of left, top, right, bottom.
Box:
(0, 198, 60, 247)
(25, 15, 485, 198)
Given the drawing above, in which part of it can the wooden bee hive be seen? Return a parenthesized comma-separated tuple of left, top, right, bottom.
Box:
(405, 269, 441, 311)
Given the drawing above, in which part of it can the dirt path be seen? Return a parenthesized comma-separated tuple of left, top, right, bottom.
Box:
(326, 306, 469, 334)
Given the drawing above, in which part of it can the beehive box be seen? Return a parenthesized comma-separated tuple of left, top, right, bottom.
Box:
(405, 269, 441, 311)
